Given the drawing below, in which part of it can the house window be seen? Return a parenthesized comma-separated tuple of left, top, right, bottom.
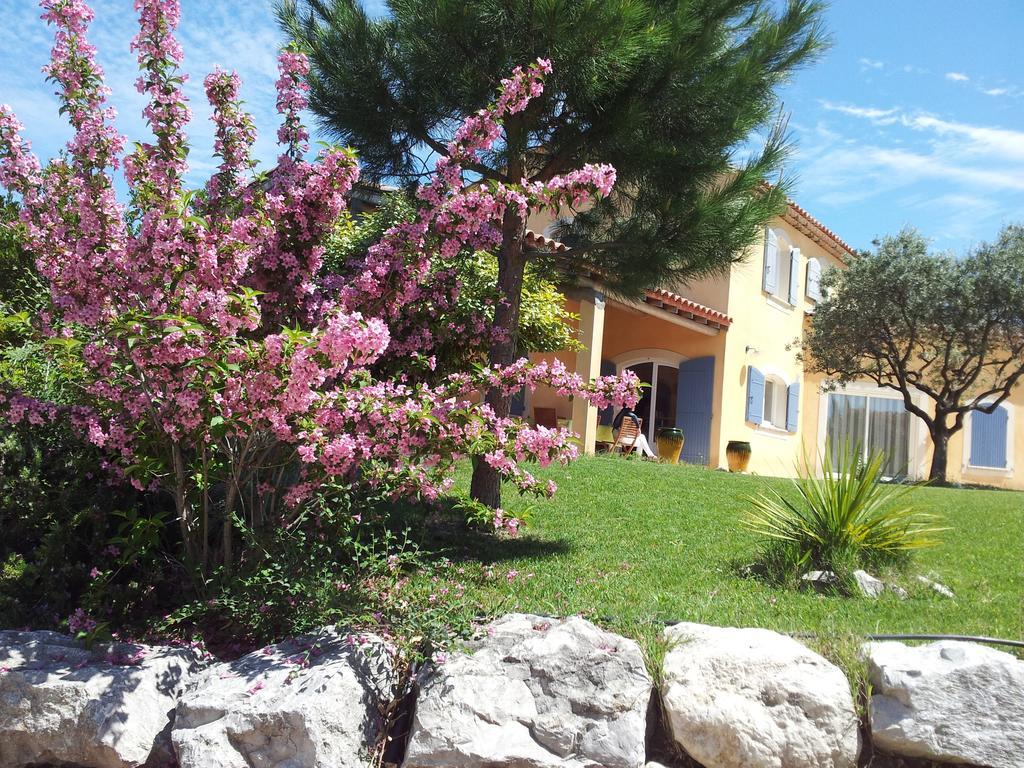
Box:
(746, 367, 799, 432)
(968, 405, 1011, 470)
(762, 377, 789, 430)
(806, 257, 822, 302)
(825, 393, 911, 478)
(762, 228, 801, 305)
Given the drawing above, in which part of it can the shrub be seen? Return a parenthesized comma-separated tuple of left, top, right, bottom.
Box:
(325, 193, 582, 384)
(0, 0, 639, 594)
(744, 444, 945, 586)
(0, 195, 162, 630)
(152, 484, 480, 656)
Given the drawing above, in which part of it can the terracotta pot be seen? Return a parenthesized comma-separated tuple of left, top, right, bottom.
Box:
(657, 427, 685, 464)
(726, 440, 752, 472)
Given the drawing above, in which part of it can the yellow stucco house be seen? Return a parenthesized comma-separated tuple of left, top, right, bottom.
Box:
(524, 200, 1024, 490)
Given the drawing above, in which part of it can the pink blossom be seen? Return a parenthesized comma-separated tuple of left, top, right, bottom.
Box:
(0, 3, 638, 536)
(68, 608, 97, 635)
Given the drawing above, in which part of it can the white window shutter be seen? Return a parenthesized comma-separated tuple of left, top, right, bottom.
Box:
(762, 229, 779, 295)
(806, 257, 822, 301)
(788, 247, 801, 304)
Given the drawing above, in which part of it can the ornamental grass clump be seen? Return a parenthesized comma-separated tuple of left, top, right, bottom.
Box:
(744, 444, 946, 588)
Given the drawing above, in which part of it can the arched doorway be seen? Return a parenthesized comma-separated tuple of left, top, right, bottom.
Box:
(615, 351, 686, 449)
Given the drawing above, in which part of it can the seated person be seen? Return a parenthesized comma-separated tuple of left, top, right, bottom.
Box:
(612, 407, 656, 458)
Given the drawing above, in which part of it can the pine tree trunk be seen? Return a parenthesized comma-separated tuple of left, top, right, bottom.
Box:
(928, 427, 950, 484)
(470, 205, 527, 509)
(170, 442, 196, 566)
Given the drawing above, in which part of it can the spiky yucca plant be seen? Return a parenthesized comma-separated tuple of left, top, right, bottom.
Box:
(744, 444, 946, 580)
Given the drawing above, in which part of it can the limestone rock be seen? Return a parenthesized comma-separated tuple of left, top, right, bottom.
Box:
(172, 628, 397, 768)
(865, 639, 1024, 768)
(661, 623, 859, 768)
(403, 613, 653, 768)
(0, 629, 204, 768)
(915, 575, 955, 598)
(801, 570, 839, 592)
(853, 570, 884, 598)
(887, 584, 909, 600)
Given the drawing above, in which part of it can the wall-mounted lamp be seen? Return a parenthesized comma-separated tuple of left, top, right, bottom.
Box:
(745, 345, 760, 355)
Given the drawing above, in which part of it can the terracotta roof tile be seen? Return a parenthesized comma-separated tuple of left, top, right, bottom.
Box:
(644, 288, 732, 329)
(780, 198, 855, 261)
(524, 229, 732, 330)
(523, 229, 572, 252)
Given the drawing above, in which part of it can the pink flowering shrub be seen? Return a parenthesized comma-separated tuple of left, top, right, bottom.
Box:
(0, 0, 639, 576)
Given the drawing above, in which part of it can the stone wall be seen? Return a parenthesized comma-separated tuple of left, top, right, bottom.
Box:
(1, 616, 1021, 768)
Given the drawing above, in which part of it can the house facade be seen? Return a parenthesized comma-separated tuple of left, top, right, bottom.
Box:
(523, 201, 1024, 490)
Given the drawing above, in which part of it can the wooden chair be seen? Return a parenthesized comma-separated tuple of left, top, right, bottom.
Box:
(611, 417, 644, 456)
(534, 407, 558, 429)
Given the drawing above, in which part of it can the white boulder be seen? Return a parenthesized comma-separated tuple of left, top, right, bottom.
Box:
(800, 570, 839, 592)
(852, 570, 884, 598)
(915, 575, 955, 598)
(661, 623, 859, 768)
(865, 639, 1024, 767)
(0, 629, 204, 768)
(403, 613, 653, 768)
(172, 627, 397, 768)
(887, 584, 909, 600)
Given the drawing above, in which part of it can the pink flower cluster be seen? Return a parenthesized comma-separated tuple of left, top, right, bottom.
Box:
(276, 50, 310, 153)
(68, 607, 97, 635)
(0, 0, 640, 536)
(204, 68, 255, 201)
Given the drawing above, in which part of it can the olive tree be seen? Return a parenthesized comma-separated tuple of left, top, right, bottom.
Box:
(805, 226, 1024, 483)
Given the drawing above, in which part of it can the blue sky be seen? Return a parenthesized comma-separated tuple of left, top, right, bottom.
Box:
(1, 0, 1020, 254)
(776, 0, 1024, 253)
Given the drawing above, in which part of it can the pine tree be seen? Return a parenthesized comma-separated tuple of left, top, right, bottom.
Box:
(280, 0, 828, 507)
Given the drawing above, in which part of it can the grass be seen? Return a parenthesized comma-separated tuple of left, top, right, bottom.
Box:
(431, 456, 1024, 644)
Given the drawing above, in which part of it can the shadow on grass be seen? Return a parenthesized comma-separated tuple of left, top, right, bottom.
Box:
(419, 521, 571, 565)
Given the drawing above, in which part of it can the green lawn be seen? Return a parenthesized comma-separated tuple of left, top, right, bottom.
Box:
(437, 456, 1023, 643)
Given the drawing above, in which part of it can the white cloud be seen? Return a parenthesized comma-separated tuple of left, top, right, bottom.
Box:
(901, 114, 1024, 162)
(819, 101, 899, 123)
(982, 87, 1010, 97)
(945, 72, 970, 82)
(791, 98, 1024, 244)
(856, 147, 1024, 191)
(859, 58, 884, 70)
(820, 103, 1024, 164)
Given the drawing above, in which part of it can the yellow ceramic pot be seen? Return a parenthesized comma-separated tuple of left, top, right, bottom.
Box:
(726, 440, 752, 472)
(657, 428, 685, 464)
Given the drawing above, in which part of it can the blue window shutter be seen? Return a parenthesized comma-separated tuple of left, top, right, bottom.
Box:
(598, 359, 617, 426)
(806, 258, 822, 302)
(746, 366, 765, 425)
(786, 382, 800, 432)
(762, 229, 779, 295)
(676, 357, 715, 464)
(971, 407, 1009, 468)
(509, 386, 526, 417)
(788, 247, 801, 304)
